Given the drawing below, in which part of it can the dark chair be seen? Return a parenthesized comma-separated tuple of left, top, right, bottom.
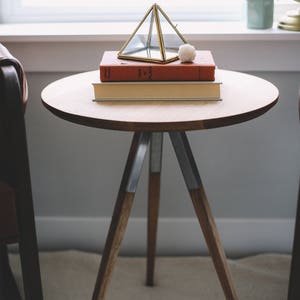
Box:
(287, 91, 300, 300)
(288, 190, 300, 299)
(0, 62, 43, 299)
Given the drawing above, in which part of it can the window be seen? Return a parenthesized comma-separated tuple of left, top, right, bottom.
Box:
(1, 0, 243, 23)
(0, 0, 296, 23)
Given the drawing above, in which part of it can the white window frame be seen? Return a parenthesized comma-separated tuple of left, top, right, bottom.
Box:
(0, 0, 298, 24)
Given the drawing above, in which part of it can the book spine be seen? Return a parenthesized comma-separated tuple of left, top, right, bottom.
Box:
(100, 65, 215, 82)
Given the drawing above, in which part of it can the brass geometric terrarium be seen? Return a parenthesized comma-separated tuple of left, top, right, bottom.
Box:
(118, 4, 188, 64)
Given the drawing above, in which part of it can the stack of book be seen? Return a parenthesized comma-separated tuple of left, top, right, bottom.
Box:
(93, 51, 221, 101)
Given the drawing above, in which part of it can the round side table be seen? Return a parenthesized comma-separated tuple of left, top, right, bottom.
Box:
(42, 69, 279, 300)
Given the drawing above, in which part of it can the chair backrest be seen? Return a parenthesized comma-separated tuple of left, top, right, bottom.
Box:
(0, 64, 32, 243)
(0, 59, 43, 300)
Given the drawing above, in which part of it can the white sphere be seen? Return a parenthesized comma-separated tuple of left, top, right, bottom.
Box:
(178, 44, 196, 63)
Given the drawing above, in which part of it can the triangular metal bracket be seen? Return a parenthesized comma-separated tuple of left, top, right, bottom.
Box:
(118, 4, 187, 64)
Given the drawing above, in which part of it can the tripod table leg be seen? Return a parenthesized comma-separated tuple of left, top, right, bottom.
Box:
(146, 132, 163, 286)
(92, 132, 151, 300)
(169, 131, 238, 300)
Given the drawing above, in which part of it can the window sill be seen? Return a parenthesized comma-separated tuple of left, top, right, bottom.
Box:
(0, 21, 299, 42)
(1, 21, 300, 72)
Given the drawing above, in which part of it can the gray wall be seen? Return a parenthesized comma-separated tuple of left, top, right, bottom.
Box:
(3, 22, 300, 255)
(26, 71, 300, 220)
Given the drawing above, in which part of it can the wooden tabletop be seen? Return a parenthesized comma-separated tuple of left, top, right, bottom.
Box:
(41, 69, 279, 132)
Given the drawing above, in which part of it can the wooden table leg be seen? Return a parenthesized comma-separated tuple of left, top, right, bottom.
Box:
(0, 243, 22, 300)
(169, 131, 238, 300)
(288, 182, 300, 300)
(146, 132, 163, 286)
(92, 132, 151, 300)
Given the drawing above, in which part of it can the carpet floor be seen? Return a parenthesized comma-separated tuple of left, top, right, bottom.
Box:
(10, 251, 290, 300)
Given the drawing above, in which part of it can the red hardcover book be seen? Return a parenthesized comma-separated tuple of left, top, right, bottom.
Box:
(100, 50, 216, 82)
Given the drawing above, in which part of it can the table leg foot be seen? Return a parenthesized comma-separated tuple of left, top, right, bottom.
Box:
(146, 133, 163, 286)
(169, 131, 238, 300)
(92, 132, 150, 300)
(189, 187, 238, 300)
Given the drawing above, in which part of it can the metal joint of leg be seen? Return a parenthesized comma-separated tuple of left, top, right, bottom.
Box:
(169, 131, 201, 190)
(124, 132, 151, 193)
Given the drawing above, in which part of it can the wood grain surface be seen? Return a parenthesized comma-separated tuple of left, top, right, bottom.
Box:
(147, 172, 161, 286)
(190, 187, 238, 300)
(41, 69, 279, 132)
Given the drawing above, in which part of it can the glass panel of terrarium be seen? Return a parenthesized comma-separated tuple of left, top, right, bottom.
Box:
(157, 7, 186, 60)
(121, 8, 163, 61)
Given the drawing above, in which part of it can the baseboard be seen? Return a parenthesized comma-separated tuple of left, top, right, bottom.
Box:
(35, 217, 294, 257)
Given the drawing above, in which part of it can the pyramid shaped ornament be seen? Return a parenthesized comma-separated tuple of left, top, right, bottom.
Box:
(118, 4, 188, 64)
